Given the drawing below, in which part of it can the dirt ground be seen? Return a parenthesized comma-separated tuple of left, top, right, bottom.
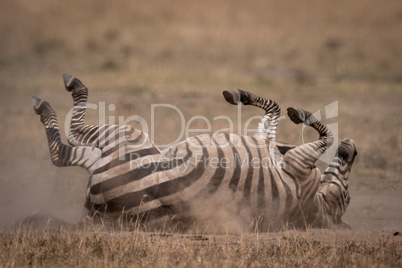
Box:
(345, 190, 401, 233)
(0, 0, 401, 239)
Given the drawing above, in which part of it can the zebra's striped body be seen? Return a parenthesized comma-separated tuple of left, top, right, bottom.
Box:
(33, 75, 357, 231)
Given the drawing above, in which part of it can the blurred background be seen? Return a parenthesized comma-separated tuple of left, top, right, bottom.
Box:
(0, 0, 401, 229)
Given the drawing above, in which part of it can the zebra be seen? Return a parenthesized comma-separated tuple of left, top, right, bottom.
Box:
(32, 75, 357, 231)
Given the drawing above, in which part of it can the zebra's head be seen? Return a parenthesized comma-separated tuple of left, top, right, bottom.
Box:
(334, 138, 358, 182)
(321, 138, 358, 221)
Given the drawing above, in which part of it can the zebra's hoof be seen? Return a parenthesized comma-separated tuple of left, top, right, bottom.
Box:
(32, 96, 43, 114)
(223, 90, 241, 105)
(287, 107, 305, 124)
(32, 96, 51, 115)
(63, 74, 86, 93)
(63, 74, 74, 91)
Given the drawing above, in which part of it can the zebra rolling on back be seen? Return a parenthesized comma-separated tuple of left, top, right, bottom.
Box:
(33, 74, 357, 231)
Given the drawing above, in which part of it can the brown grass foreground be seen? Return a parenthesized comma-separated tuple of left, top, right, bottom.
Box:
(1, 221, 401, 267)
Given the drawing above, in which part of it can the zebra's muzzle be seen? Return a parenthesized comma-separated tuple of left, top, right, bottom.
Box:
(338, 138, 357, 164)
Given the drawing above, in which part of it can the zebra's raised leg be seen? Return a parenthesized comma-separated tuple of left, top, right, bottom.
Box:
(63, 74, 157, 158)
(223, 89, 281, 142)
(32, 96, 101, 171)
(282, 107, 334, 226)
(307, 138, 357, 227)
(64, 74, 136, 150)
(285, 107, 334, 172)
(63, 74, 107, 147)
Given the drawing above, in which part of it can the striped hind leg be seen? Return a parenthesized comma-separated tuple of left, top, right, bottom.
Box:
(223, 89, 281, 142)
(32, 97, 101, 171)
(63, 74, 125, 148)
(282, 107, 334, 226)
(63, 74, 157, 158)
(285, 107, 334, 171)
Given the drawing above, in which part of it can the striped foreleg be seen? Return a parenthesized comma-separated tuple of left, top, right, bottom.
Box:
(32, 97, 101, 172)
(223, 89, 281, 142)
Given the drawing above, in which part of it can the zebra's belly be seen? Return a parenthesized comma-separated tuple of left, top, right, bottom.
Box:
(88, 168, 300, 228)
(86, 133, 302, 229)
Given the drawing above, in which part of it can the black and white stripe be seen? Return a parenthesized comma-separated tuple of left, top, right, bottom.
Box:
(33, 75, 357, 231)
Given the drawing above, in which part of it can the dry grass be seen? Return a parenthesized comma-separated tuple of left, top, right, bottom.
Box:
(1, 220, 401, 267)
(0, 0, 401, 266)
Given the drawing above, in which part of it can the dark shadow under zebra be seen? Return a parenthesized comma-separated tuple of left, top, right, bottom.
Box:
(32, 74, 357, 232)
